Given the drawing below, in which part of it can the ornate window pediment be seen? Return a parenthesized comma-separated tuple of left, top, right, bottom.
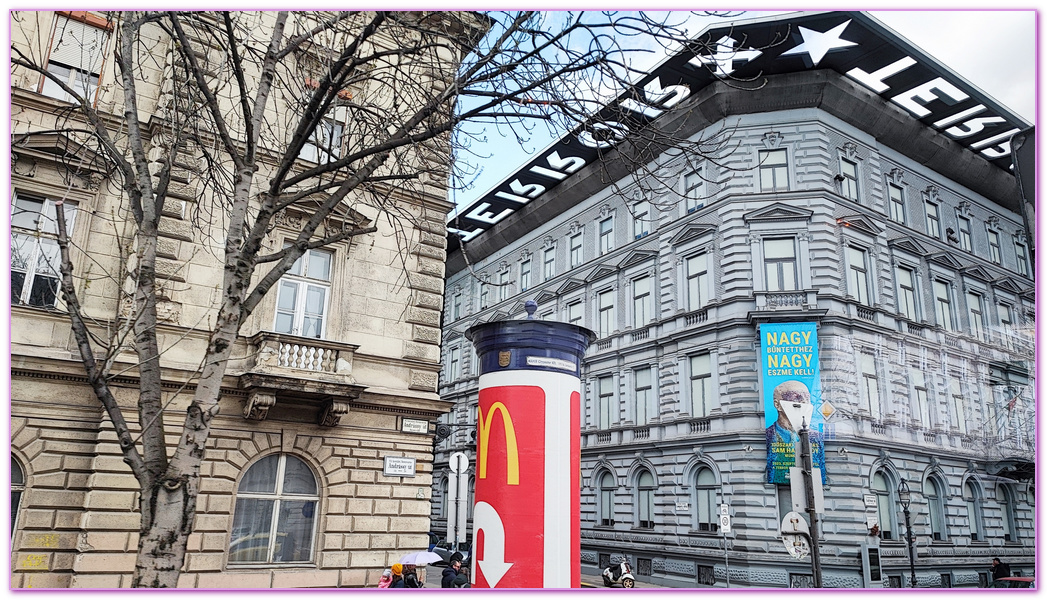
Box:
(586, 265, 618, 283)
(887, 236, 929, 256)
(617, 249, 658, 270)
(534, 289, 557, 306)
(556, 278, 586, 295)
(993, 277, 1025, 294)
(837, 214, 884, 237)
(670, 223, 717, 246)
(742, 202, 813, 224)
(926, 252, 966, 270)
(961, 265, 994, 282)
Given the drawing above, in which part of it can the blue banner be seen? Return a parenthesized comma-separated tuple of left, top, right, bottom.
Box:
(760, 322, 825, 484)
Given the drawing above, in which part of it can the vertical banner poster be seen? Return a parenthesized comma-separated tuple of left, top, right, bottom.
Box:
(760, 322, 826, 484)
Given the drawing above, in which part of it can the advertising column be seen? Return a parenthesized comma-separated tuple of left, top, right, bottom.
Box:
(466, 305, 595, 588)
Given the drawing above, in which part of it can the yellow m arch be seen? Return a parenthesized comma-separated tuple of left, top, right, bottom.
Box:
(477, 402, 520, 485)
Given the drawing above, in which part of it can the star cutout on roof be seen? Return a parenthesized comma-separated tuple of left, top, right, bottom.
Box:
(689, 35, 763, 77)
(781, 20, 858, 67)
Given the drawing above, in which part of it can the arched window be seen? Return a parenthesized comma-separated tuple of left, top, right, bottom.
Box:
(636, 470, 655, 529)
(12, 457, 25, 538)
(440, 478, 450, 518)
(694, 468, 718, 532)
(229, 454, 319, 564)
(1000, 485, 1017, 541)
(872, 471, 897, 540)
(964, 480, 983, 541)
(598, 472, 616, 526)
(923, 477, 947, 541)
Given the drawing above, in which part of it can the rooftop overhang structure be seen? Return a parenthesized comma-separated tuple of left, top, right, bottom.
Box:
(447, 10, 1030, 260)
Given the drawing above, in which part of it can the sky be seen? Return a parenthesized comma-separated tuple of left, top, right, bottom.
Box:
(450, 9, 1037, 211)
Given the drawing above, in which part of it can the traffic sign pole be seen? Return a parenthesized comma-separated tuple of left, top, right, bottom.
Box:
(720, 504, 730, 588)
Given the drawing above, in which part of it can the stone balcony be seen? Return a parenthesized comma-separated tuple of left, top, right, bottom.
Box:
(238, 331, 366, 427)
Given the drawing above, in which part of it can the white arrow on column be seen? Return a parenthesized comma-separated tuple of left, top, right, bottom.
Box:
(472, 501, 513, 587)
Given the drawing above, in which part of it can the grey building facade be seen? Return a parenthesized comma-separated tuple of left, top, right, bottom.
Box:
(432, 12, 1034, 588)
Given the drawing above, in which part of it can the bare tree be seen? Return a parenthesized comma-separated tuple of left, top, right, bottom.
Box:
(11, 10, 755, 587)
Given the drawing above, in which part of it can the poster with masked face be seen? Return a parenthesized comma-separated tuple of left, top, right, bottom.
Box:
(761, 322, 826, 484)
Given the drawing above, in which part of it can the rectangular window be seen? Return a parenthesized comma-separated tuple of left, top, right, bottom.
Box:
(987, 230, 1001, 264)
(861, 353, 881, 419)
(957, 216, 973, 251)
(542, 247, 555, 280)
(598, 375, 614, 429)
(299, 119, 344, 163)
(684, 168, 704, 212)
(847, 246, 870, 304)
(912, 371, 931, 427)
(519, 260, 531, 292)
(479, 281, 489, 308)
(933, 280, 953, 330)
(451, 292, 462, 320)
(967, 292, 985, 339)
(569, 233, 583, 268)
(896, 266, 918, 321)
(497, 270, 510, 302)
(448, 347, 461, 382)
(634, 367, 653, 425)
(764, 238, 797, 292)
(1014, 240, 1029, 276)
(689, 354, 712, 418)
(840, 158, 859, 200)
(925, 201, 941, 239)
(567, 301, 583, 325)
(950, 378, 967, 434)
(274, 247, 333, 339)
(998, 303, 1013, 328)
(42, 15, 109, 104)
(632, 276, 651, 326)
(888, 184, 905, 224)
(599, 217, 614, 254)
(598, 290, 615, 337)
(633, 201, 651, 239)
(686, 253, 709, 312)
(760, 149, 789, 192)
(11, 193, 76, 308)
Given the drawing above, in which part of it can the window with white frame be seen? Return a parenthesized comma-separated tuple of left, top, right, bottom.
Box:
(496, 269, 510, 302)
(763, 238, 797, 292)
(519, 259, 531, 292)
(597, 375, 614, 429)
(447, 346, 461, 383)
(957, 216, 973, 251)
(896, 266, 918, 321)
(964, 480, 983, 541)
(636, 470, 656, 528)
(760, 149, 789, 192)
(299, 119, 344, 163)
(694, 468, 718, 532)
(274, 246, 332, 339)
(12, 193, 76, 308)
(683, 167, 704, 213)
(860, 353, 881, 419)
(451, 291, 462, 320)
(987, 230, 1001, 264)
(599, 217, 614, 254)
(967, 291, 986, 339)
(632, 276, 652, 326)
(689, 354, 712, 418)
(598, 290, 615, 337)
(1000, 485, 1017, 541)
(542, 247, 556, 280)
(41, 14, 109, 104)
(933, 280, 953, 330)
(634, 367, 653, 425)
(479, 279, 489, 309)
(925, 201, 941, 239)
(912, 371, 931, 428)
(633, 200, 651, 239)
(598, 472, 615, 526)
(888, 184, 906, 224)
(229, 454, 318, 564)
(847, 246, 870, 304)
(11, 457, 25, 538)
(924, 477, 947, 541)
(686, 253, 708, 312)
(1014, 239, 1029, 276)
(567, 300, 583, 325)
(839, 158, 859, 200)
(872, 471, 898, 540)
(569, 233, 583, 268)
(949, 378, 966, 434)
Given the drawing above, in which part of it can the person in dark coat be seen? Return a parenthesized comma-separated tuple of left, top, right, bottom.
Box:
(453, 566, 471, 588)
(441, 558, 462, 588)
(390, 563, 405, 588)
(991, 557, 1010, 587)
(403, 565, 422, 588)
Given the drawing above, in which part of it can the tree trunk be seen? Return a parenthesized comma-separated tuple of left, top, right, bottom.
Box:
(133, 481, 196, 588)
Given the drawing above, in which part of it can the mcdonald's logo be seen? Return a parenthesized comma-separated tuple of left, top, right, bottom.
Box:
(477, 401, 519, 485)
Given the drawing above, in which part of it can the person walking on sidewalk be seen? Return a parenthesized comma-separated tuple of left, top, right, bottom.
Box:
(441, 558, 462, 588)
(991, 557, 1010, 587)
(390, 564, 405, 588)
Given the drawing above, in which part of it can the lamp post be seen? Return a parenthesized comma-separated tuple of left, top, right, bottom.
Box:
(898, 480, 917, 588)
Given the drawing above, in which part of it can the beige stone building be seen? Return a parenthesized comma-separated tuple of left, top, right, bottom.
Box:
(10, 11, 477, 588)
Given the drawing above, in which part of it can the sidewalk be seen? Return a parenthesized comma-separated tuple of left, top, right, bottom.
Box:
(422, 565, 665, 588)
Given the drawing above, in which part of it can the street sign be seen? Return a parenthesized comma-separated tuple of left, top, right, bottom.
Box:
(450, 452, 469, 475)
(447, 453, 471, 545)
(401, 418, 430, 434)
(780, 511, 811, 560)
(863, 494, 877, 508)
(719, 514, 732, 533)
(383, 456, 417, 477)
(790, 467, 824, 513)
(719, 504, 729, 516)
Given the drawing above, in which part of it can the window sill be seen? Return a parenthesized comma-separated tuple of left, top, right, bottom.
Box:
(227, 563, 318, 570)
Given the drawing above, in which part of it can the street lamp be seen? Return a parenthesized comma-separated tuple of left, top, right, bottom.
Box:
(897, 480, 917, 588)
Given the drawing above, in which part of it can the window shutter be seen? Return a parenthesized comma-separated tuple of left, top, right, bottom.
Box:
(49, 15, 108, 73)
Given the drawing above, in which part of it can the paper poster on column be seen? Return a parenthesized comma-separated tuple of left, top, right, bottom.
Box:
(760, 322, 826, 484)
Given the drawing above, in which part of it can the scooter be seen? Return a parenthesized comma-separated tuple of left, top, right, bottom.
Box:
(602, 559, 636, 588)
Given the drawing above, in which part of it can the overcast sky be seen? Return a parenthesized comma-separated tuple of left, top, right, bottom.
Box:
(451, 9, 1036, 209)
